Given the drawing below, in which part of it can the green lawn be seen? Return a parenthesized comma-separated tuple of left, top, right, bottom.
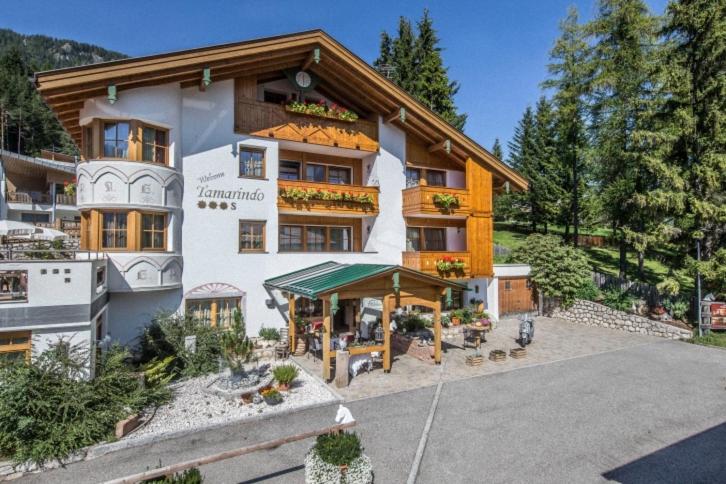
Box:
(493, 228, 692, 291)
(689, 332, 726, 349)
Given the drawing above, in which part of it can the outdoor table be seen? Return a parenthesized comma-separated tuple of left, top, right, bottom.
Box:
(464, 323, 491, 354)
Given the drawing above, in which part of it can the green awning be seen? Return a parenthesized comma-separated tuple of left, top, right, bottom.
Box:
(264, 261, 467, 299)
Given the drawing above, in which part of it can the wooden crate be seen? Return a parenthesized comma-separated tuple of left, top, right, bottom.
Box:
(466, 355, 484, 367)
(510, 348, 527, 359)
(489, 350, 507, 362)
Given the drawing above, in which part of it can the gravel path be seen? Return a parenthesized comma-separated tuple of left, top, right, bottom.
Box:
(125, 361, 338, 441)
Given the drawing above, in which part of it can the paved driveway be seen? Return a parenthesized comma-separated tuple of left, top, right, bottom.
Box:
(21, 334, 726, 483)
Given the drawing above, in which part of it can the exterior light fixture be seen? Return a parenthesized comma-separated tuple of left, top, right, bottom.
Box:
(107, 85, 117, 104)
(202, 67, 212, 88)
(374, 325, 384, 343)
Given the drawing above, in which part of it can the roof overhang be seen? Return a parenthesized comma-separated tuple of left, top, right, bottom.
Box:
(0, 149, 76, 177)
(34, 29, 527, 190)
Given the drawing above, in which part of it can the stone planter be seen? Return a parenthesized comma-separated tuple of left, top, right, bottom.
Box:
(304, 449, 373, 484)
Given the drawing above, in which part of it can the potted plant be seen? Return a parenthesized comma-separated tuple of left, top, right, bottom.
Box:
(440, 314, 451, 328)
(436, 256, 453, 273)
(305, 432, 373, 484)
(273, 363, 299, 391)
(470, 298, 484, 312)
(432, 193, 460, 211)
(450, 310, 462, 326)
(261, 387, 284, 405)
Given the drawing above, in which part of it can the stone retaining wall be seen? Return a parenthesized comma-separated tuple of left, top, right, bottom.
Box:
(551, 299, 692, 340)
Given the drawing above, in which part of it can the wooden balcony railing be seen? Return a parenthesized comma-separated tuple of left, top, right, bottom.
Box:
(7, 191, 51, 204)
(402, 251, 471, 279)
(402, 185, 471, 217)
(236, 99, 379, 152)
(55, 193, 76, 205)
(278, 179, 379, 216)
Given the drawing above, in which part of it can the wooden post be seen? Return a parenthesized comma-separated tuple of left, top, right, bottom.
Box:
(288, 294, 296, 353)
(322, 298, 331, 381)
(335, 350, 350, 388)
(382, 295, 392, 373)
(433, 298, 442, 364)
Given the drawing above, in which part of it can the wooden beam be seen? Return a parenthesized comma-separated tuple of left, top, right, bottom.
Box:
(288, 294, 296, 353)
(322, 298, 331, 381)
(434, 296, 442, 364)
(428, 139, 451, 155)
(382, 294, 392, 373)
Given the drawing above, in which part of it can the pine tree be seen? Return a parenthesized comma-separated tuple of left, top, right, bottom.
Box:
(374, 10, 467, 130)
(587, 0, 663, 278)
(532, 97, 567, 233)
(491, 138, 503, 160)
(543, 7, 591, 246)
(508, 106, 539, 230)
(661, 0, 726, 267)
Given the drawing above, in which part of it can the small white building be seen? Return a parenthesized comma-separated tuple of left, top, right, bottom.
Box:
(31, 30, 529, 347)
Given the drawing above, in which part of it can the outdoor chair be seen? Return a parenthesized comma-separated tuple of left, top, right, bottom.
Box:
(275, 327, 290, 360)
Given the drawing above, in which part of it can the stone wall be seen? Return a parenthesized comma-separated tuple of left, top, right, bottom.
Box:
(551, 299, 692, 340)
(391, 333, 435, 363)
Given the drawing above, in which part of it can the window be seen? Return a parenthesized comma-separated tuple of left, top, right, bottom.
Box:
(305, 164, 325, 182)
(279, 225, 303, 251)
(239, 148, 265, 178)
(141, 126, 168, 164)
(96, 267, 106, 291)
(306, 227, 326, 252)
(0, 271, 28, 303)
(406, 167, 421, 188)
(328, 167, 351, 185)
(426, 170, 446, 187)
(186, 297, 240, 328)
(406, 227, 446, 251)
(279, 224, 353, 252)
(329, 227, 351, 252)
(141, 213, 166, 250)
(239, 221, 266, 252)
(101, 212, 128, 249)
(263, 90, 288, 104)
(103, 122, 130, 158)
(0, 331, 31, 362)
(279, 160, 301, 180)
(505, 281, 512, 291)
(20, 213, 50, 224)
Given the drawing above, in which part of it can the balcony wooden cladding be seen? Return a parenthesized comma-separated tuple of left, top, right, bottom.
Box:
(402, 251, 471, 279)
(402, 185, 470, 217)
(277, 179, 379, 216)
(235, 80, 379, 152)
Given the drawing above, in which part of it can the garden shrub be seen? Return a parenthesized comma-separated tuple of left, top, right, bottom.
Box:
(145, 468, 204, 483)
(220, 310, 254, 374)
(575, 279, 601, 301)
(602, 288, 635, 312)
(663, 298, 690, 321)
(139, 311, 222, 378)
(509, 234, 592, 308)
(258, 326, 281, 341)
(272, 364, 299, 386)
(313, 432, 363, 466)
(401, 313, 427, 332)
(0, 342, 169, 465)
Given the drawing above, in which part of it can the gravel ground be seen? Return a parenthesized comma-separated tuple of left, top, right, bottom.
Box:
(125, 361, 338, 441)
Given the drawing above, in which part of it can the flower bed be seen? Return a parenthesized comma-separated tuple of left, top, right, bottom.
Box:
(304, 449, 373, 484)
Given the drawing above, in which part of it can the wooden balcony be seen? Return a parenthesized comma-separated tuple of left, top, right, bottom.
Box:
(277, 179, 379, 217)
(402, 251, 471, 279)
(402, 185, 471, 217)
(55, 193, 76, 206)
(236, 99, 379, 152)
(7, 191, 51, 204)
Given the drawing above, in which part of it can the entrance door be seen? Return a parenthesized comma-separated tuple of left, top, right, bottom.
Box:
(499, 277, 536, 315)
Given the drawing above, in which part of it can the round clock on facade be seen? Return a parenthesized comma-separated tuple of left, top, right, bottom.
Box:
(294, 70, 312, 88)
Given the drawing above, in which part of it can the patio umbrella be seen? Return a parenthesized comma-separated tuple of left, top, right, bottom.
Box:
(30, 227, 69, 241)
(0, 220, 40, 237)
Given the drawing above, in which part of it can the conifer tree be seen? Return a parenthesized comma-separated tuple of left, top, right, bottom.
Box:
(491, 138, 503, 160)
(508, 106, 539, 230)
(374, 10, 467, 130)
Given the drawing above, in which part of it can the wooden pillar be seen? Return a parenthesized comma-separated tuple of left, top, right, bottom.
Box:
(433, 297, 442, 364)
(322, 298, 331, 381)
(288, 294, 296, 353)
(382, 295, 392, 373)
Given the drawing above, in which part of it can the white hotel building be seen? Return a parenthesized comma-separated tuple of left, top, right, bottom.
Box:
(24, 31, 530, 351)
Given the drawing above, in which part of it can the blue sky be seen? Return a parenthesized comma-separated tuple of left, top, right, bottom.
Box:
(6, 0, 668, 158)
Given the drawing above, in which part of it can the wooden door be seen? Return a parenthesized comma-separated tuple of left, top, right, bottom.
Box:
(499, 277, 536, 315)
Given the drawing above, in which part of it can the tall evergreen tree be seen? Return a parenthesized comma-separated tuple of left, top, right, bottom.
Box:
(587, 0, 663, 278)
(660, 0, 726, 268)
(532, 97, 567, 232)
(543, 7, 591, 246)
(374, 10, 467, 130)
(491, 138, 503, 160)
(508, 106, 539, 230)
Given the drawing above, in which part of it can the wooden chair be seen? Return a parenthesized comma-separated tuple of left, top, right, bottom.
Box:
(275, 327, 290, 360)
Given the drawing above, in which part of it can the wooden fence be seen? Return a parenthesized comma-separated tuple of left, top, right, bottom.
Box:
(591, 271, 661, 306)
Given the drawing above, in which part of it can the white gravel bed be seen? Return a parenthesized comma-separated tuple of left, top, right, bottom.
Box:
(125, 361, 338, 441)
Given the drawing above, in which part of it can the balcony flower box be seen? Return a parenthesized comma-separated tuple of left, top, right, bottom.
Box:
(432, 193, 461, 211)
(436, 256, 466, 275)
(279, 187, 374, 207)
(285, 100, 359, 123)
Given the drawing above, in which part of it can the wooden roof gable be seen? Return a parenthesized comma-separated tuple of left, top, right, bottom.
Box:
(35, 30, 526, 190)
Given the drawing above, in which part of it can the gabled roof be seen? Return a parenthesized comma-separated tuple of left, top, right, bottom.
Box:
(264, 261, 466, 299)
(34, 30, 526, 190)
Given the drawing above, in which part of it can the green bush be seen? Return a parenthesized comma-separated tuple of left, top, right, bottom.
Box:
(0, 342, 169, 465)
(664, 298, 690, 321)
(602, 288, 635, 312)
(314, 432, 362, 466)
(258, 326, 281, 341)
(145, 468, 204, 483)
(139, 312, 222, 378)
(272, 364, 299, 386)
(402, 313, 428, 332)
(220, 310, 254, 374)
(509, 234, 592, 308)
(575, 279, 601, 301)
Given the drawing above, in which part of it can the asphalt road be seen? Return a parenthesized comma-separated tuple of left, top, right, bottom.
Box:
(22, 339, 726, 484)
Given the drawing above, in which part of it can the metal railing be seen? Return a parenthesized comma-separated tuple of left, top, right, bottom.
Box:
(0, 248, 106, 261)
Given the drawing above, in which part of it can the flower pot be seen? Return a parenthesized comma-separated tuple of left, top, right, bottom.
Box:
(240, 393, 254, 405)
(277, 383, 290, 392)
(451, 317, 461, 326)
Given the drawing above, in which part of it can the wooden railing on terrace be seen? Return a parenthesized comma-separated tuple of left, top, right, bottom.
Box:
(402, 250, 471, 279)
(6, 191, 76, 206)
(402, 185, 471, 217)
(277, 179, 379, 216)
(236, 99, 379, 152)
